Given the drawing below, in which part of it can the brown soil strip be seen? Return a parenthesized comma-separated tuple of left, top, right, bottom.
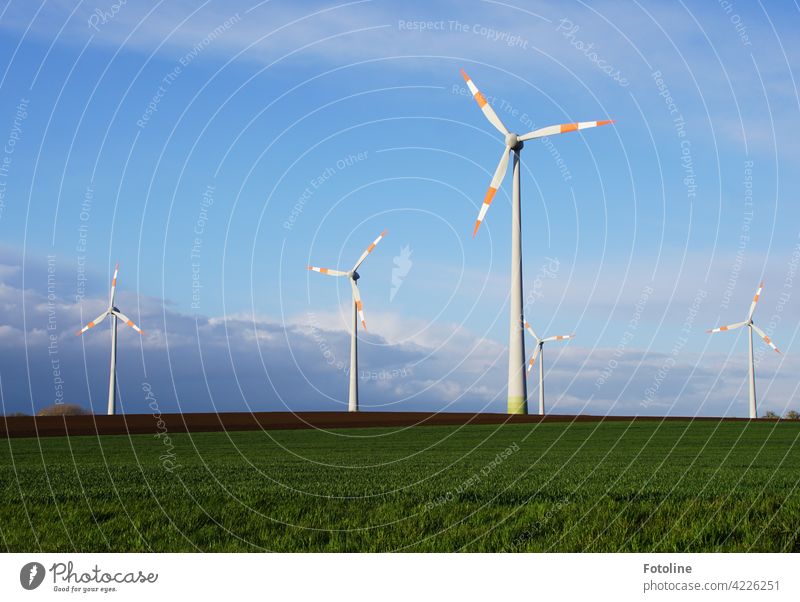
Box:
(0, 411, 751, 439)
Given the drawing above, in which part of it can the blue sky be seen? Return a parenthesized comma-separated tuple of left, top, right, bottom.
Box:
(1, 0, 799, 416)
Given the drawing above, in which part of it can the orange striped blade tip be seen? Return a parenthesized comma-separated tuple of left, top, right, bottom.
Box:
(559, 120, 614, 133)
(76, 321, 95, 335)
(472, 190, 497, 237)
(76, 326, 89, 335)
(706, 326, 728, 333)
(459, 69, 486, 105)
(752, 323, 780, 353)
(369, 230, 388, 247)
(127, 324, 144, 335)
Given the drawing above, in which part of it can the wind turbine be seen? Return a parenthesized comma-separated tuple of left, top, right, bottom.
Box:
(460, 69, 613, 414)
(76, 263, 144, 415)
(707, 282, 781, 419)
(307, 230, 387, 412)
(524, 320, 574, 416)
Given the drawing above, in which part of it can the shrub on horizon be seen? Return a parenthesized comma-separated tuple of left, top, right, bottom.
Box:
(37, 404, 90, 416)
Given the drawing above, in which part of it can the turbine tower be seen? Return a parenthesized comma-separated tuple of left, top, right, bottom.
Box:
(76, 263, 144, 415)
(308, 230, 387, 412)
(524, 320, 574, 416)
(461, 68, 613, 414)
(707, 282, 781, 418)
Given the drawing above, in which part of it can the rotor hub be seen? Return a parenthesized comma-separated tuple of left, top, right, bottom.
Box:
(351, 271, 360, 281)
(505, 132, 522, 149)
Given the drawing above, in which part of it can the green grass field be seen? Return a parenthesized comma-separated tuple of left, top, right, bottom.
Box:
(2, 420, 800, 552)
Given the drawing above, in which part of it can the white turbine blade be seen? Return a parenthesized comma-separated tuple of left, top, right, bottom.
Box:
(352, 229, 388, 271)
(460, 69, 508, 135)
(76, 310, 109, 335)
(108, 262, 119, 307)
(307, 266, 348, 277)
(751, 323, 781, 354)
(473, 146, 510, 237)
(350, 280, 366, 330)
(541, 334, 575, 343)
(518, 119, 614, 142)
(706, 321, 747, 334)
(523, 320, 540, 342)
(747, 281, 764, 320)
(112, 309, 144, 335)
(526, 344, 541, 373)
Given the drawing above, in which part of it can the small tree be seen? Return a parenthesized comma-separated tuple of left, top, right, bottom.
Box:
(37, 404, 90, 416)
(784, 410, 800, 421)
(763, 410, 780, 420)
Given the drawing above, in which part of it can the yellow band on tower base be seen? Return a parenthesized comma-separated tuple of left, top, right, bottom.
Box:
(507, 396, 528, 415)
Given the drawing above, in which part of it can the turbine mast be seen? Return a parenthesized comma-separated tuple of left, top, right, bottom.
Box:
(107, 312, 117, 415)
(349, 284, 359, 412)
(748, 324, 757, 419)
(507, 148, 527, 414)
(538, 343, 545, 416)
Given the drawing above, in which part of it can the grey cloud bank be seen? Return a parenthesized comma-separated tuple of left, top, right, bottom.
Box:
(0, 255, 795, 418)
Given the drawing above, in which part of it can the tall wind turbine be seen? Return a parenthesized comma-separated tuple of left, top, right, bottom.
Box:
(76, 263, 144, 415)
(460, 68, 613, 414)
(308, 230, 387, 412)
(707, 282, 781, 419)
(524, 320, 574, 416)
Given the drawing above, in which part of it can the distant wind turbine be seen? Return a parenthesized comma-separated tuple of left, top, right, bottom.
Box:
(524, 320, 574, 416)
(707, 282, 781, 418)
(307, 230, 387, 412)
(460, 68, 613, 414)
(76, 263, 143, 415)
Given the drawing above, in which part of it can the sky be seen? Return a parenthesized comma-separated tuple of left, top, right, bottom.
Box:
(0, 0, 799, 417)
